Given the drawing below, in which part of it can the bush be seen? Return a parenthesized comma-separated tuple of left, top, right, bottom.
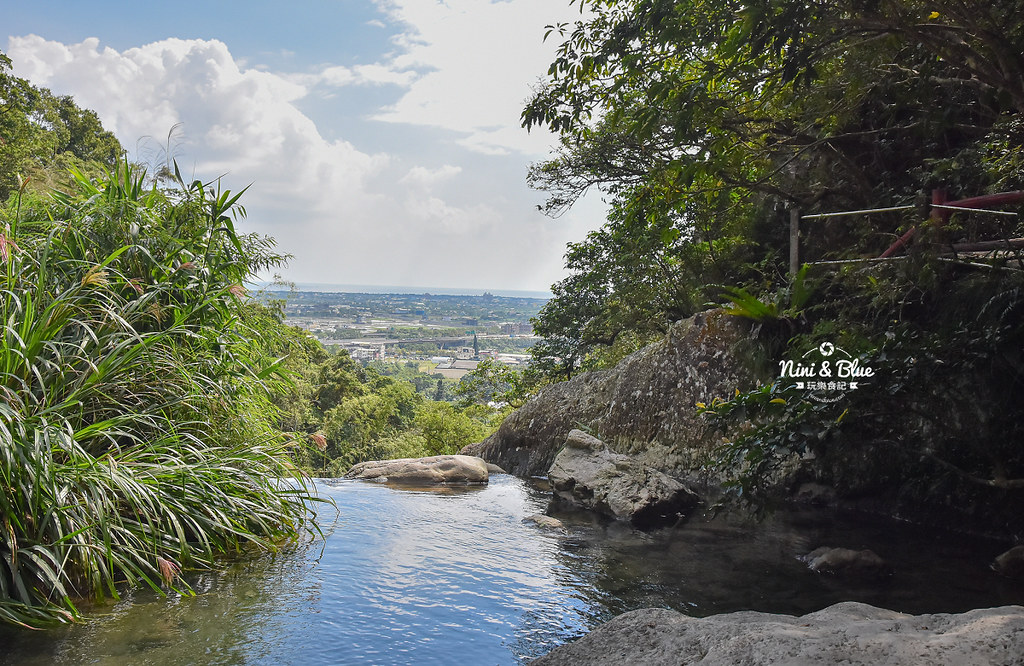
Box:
(0, 162, 319, 628)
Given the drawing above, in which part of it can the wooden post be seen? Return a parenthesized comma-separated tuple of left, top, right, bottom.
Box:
(789, 208, 800, 276)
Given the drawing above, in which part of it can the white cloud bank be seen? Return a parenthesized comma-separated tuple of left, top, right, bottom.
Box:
(6, 1, 604, 292)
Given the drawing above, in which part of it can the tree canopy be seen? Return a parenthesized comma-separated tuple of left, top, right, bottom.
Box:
(0, 53, 122, 200)
(525, 1, 1024, 373)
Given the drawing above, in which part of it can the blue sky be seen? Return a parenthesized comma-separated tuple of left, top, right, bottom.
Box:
(4, 0, 606, 292)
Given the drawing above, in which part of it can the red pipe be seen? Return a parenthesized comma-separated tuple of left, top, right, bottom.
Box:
(944, 191, 1024, 209)
(878, 189, 1024, 258)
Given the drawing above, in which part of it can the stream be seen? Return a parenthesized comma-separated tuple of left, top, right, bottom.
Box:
(2, 475, 1022, 665)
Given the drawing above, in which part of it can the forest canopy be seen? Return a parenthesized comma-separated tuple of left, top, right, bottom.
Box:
(525, 0, 1024, 375)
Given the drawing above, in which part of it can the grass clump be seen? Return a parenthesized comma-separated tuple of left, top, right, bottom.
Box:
(0, 163, 319, 628)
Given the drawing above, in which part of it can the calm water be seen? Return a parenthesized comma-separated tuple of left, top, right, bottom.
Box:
(2, 475, 1022, 665)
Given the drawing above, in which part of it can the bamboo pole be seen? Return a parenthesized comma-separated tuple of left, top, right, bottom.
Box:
(789, 208, 800, 276)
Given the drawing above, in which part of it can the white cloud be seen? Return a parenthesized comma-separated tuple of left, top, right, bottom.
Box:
(400, 164, 462, 187)
(5, 3, 606, 292)
(369, 0, 585, 156)
(304, 62, 418, 88)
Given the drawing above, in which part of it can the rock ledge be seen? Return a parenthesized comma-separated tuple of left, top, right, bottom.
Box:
(531, 602, 1024, 665)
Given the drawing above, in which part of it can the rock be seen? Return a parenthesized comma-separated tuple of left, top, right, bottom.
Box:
(343, 455, 489, 485)
(486, 463, 508, 475)
(548, 430, 699, 528)
(793, 482, 837, 505)
(994, 545, 1024, 579)
(524, 514, 565, 530)
(564, 429, 604, 451)
(530, 602, 1024, 665)
(462, 310, 755, 479)
(800, 546, 890, 576)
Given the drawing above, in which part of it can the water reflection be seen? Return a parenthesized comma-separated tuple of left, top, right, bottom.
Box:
(2, 476, 1022, 665)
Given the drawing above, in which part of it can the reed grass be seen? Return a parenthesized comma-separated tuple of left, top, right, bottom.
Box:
(0, 162, 319, 628)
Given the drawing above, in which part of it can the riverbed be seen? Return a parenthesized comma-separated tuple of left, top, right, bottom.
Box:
(2, 475, 1021, 665)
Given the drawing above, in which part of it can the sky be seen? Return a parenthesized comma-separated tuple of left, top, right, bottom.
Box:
(4, 0, 608, 294)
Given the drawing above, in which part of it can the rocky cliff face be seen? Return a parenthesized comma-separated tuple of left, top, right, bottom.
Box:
(463, 310, 756, 481)
(463, 306, 1024, 537)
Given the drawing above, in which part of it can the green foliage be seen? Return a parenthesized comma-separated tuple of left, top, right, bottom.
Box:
(698, 382, 846, 507)
(455, 358, 544, 409)
(525, 1, 1024, 384)
(0, 52, 121, 200)
(414, 402, 486, 456)
(0, 159, 318, 628)
(701, 262, 1024, 512)
(720, 264, 814, 323)
(270, 347, 502, 474)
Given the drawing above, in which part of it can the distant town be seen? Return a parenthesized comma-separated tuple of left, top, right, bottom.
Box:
(258, 289, 548, 378)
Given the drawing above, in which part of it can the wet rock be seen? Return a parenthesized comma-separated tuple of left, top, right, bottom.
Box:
(994, 545, 1024, 579)
(530, 602, 1024, 665)
(548, 430, 700, 528)
(800, 546, 890, 576)
(524, 514, 565, 530)
(793, 482, 837, 505)
(344, 455, 489, 485)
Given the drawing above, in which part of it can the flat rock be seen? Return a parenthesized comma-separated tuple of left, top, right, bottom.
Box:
(548, 429, 699, 528)
(344, 455, 489, 484)
(800, 546, 890, 576)
(524, 514, 566, 530)
(531, 602, 1024, 665)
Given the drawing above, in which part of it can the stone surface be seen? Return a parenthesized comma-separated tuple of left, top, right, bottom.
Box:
(800, 546, 890, 576)
(994, 545, 1024, 579)
(531, 602, 1024, 665)
(344, 455, 489, 484)
(793, 482, 837, 505)
(524, 514, 566, 530)
(547, 429, 700, 528)
(462, 310, 755, 479)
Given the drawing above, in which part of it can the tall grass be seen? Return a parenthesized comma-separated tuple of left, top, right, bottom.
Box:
(0, 163, 318, 628)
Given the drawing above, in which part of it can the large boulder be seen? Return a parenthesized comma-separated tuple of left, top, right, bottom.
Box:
(344, 455, 489, 485)
(463, 310, 755, 479)
(547, 429, 700, 528)
(531, 602, 1024, 665)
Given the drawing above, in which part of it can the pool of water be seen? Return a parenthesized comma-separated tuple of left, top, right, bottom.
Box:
(2, 475, 1022, 665)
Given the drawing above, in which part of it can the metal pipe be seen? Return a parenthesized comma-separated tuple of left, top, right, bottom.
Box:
(931, 204, 1019, 217)
(800, 205, 915, 220)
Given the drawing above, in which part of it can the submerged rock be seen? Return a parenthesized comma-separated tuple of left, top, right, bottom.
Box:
(344, 455, 489, 485)
(524, 514, 566, 530)
(793, 482, 837, 505)
(800, 546, 890, 576)
(994, 545, 1024, 579)
(547, 429, 699, 528)
(531, 602, 1024, 665)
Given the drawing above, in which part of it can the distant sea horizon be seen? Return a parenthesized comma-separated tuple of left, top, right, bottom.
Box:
(250, 282, 552, 300)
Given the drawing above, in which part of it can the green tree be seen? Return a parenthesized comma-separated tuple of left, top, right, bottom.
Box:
(415, 402, 485, 456)
(0, 52, 121, 200)
(523, 1, 1024, 378)
(456, 358, 543, 408)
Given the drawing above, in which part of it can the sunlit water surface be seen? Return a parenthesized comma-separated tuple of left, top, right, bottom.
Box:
(3, 475, 1022, 665)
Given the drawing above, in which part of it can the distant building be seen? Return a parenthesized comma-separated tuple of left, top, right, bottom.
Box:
(501, 322, 535, 335)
